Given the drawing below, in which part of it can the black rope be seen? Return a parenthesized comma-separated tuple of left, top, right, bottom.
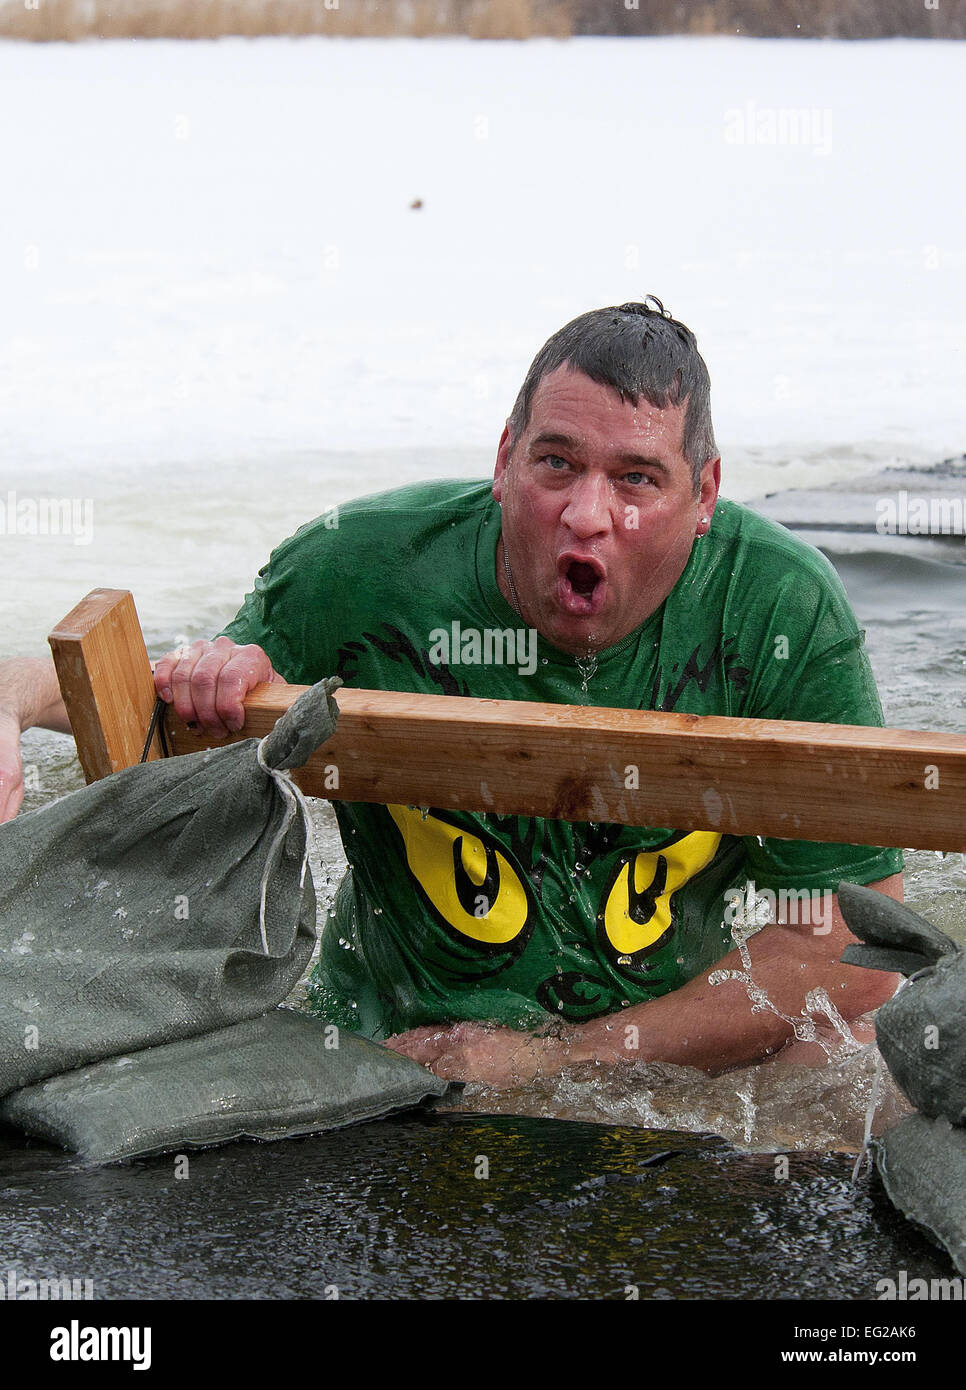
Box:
(139, 695, 171, 764)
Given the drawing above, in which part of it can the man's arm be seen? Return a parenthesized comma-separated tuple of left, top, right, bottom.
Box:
(0, 638, 283, 823)
(0, 657, 73, 822)
(574, 872, 903, 1074)
(385, 874, 903, 1083)
(0, 656, 73, 735)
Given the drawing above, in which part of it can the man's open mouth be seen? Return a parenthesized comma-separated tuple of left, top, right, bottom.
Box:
(557, 555, 607, 617)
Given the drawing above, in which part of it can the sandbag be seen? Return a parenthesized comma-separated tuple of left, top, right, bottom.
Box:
(874, 1114, 966, 1275)
(0, 677, 455, 1166)
(0, 1008, 448, 1164)
(838, 882, 966, 1123)
(0, 679, 343, 1098)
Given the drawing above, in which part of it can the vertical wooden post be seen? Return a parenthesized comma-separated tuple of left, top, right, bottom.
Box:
(48, 588, 161, 783)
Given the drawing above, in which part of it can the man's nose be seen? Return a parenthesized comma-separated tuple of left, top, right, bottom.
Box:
(560, 473, 614, 539)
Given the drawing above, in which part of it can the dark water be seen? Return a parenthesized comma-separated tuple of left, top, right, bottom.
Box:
(0, 1113, 952, 1300)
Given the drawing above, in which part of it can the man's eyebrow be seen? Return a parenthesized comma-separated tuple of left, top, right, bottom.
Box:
(528, 432, 672, 474)
(528, 431, 582, 453)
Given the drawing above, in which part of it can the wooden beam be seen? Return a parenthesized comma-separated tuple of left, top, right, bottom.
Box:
(49, 588, 966, 850)
(48, 589, 161, 782)
(164, 683, 966, 852)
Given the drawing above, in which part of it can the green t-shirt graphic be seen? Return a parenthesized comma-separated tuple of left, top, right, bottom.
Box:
(221, 480, 903, 1038)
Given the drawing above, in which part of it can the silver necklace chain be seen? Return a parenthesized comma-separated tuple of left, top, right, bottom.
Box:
(501, 536, 644, 666)
(502, 536, 524, 617)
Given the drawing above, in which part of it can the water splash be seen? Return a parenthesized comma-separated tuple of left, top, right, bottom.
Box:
(850, 977, 908, 1184)
(444, 1046, 912, 1154)
(735, 1079, 757, 1145)
(708, 901, 859, 1061)
(574, 652, 598, 692)
(850, 1045, 886, 1184)
(804, 987, 864, 1063)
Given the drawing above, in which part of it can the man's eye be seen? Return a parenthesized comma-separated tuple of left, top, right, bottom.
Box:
(544, 455, 570, 471)
(624, 471, 652, 486)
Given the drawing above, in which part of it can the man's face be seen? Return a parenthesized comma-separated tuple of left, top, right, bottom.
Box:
(492, 364, 720, 656)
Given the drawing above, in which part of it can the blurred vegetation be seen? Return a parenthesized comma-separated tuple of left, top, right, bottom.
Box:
(1, 0, 963, 41)
(575, 0, 964, 39)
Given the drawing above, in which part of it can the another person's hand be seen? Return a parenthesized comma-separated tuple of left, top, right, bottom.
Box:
(153, 637, 281, 739)
(0, 705, 25, 823)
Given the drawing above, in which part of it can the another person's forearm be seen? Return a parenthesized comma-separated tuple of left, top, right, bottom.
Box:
(571, 923, 898, 1075)
(0, 657, 71, 734)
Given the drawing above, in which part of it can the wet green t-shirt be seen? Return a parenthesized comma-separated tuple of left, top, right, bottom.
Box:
(220, 480, 903, 1038)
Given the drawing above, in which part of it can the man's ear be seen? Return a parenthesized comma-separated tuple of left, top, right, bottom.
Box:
(493, 423, 512, 503)
(698, 456, 721, 519)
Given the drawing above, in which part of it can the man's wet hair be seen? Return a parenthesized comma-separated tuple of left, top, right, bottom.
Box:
(507, 298, 717, 491)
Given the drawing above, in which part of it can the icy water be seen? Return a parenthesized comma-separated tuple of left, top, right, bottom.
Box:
(0, 1115, 953, 1300)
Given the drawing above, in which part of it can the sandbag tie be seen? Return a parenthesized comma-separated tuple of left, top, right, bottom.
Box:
(139, 696, 171, 764)
(255, 734, 314, 956)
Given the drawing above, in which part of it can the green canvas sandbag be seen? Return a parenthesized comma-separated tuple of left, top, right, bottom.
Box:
(838, 882, 966, 1125)
(839, 884, 966, 1273)
(0, 679, 345, 1097)
(0, 676, 450, 1160)
(0, 1008, 448, 1164)
(874, 1114, 966, 1275)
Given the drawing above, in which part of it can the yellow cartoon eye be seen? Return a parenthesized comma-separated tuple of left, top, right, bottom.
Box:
(598, 831, 721, 959)
(387, 804, 531, 947)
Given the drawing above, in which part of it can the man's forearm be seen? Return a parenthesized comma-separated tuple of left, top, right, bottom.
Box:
(571, 918, 899, 1075)
(0, 657, 72, 734)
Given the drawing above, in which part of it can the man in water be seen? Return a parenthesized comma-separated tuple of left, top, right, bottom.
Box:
(0, 301, 903, 1083)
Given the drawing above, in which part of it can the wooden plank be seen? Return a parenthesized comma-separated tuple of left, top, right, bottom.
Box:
(50, 586, 966, 850)
(48, 589, 161, 782)
(165, 683, 966, 852)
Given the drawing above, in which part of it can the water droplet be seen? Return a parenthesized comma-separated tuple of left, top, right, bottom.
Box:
(574, 651, 598, 692)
